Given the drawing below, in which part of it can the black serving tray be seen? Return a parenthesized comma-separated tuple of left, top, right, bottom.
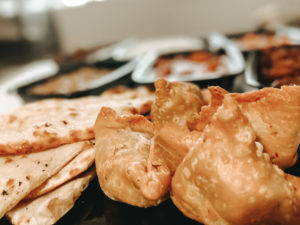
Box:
(244, 44, 300, 88)
(16, 58, 137, 102)
(131, 33, 245, 91)
(111, 36, 205, 62)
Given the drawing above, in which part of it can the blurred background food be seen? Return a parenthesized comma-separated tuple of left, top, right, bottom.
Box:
(0, 0, 300, 107)
(0, 0, 300, 110)
(0, 0, 299, 66)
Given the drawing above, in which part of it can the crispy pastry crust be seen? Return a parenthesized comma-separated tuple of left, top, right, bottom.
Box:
(172, 95, 300, 225)
(94, 107, 170, 207)
(231, 85, 300, 169)
(188, 85, 300, 169)
(151, 79, 204, 127)
(153, 124, 200, 174)
(188, 86, 229, 132)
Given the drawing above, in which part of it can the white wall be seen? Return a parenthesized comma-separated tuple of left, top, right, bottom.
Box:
(52, 0, 300, 54)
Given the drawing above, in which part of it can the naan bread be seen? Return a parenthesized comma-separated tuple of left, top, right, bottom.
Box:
(94, 107, 170, 207)
(7, 169, 95, 225)
(150, 79, 204, 127)
(232, 85, 300, 169)
(0, 140, 92, 218)
(0, 86, 153, 155)
(172, 95, 300, 225)
(26, 144, 95, 199)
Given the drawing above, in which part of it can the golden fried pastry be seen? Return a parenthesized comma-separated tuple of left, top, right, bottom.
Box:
(150, 79, 205, 126)
(153, 124, 200, 173)
(200, 88, 211, 105)
(232, 85, 300, 169)
(188, 85, 300, 169)
(188, 86, 229, 132)
(172, 95, 300, 225)
(94, 107, 171, 207)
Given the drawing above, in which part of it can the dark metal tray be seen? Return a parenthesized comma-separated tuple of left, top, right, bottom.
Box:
(244, 44, 300, 88)
(131, 33, 245, 91)
(16, 58, 137, 102)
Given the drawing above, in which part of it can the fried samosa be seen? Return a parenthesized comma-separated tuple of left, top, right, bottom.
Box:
(151, 79, 205, 126)
(172, 95, 300, 225)
(94, 107, 171, 207)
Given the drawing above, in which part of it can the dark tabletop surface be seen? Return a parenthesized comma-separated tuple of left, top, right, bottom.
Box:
(0, 178, 202, 225)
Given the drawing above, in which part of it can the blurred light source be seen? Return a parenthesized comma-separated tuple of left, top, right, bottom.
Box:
(0, 0, 18, 18)
(61, 0, 105, 8)
(22, 0, 48, 14)
(62, 0, 90, 7)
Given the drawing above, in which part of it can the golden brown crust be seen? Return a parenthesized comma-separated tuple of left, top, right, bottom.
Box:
(153, 124, 200, 174)
(188, 85, 300, 169)
(172, 95, 300, 225)
(200, 88, 211, 105)
(94, 107, 170, 207)
(151, 79, 205, 127)
(0, 86, 154, 155)
(188, 86, 229, 132)
(232, 85, 300, 169)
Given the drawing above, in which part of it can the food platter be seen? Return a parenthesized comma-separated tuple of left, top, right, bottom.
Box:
(1, 32, 300, 225)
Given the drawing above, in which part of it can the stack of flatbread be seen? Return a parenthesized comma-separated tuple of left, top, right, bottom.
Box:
(0, 86, 154, 225)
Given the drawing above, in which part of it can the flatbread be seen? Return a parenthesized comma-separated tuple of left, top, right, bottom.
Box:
(25, 144, 95, 199)
(0, 86, 153, 155)
(0, 140, 92, 219)
(7, 169, 95, 225)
